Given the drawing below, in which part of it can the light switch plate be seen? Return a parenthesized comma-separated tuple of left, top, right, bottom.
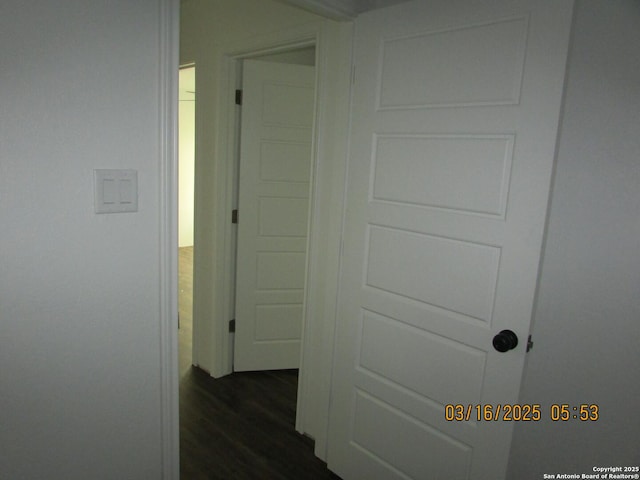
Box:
(94, 169, 138, 213)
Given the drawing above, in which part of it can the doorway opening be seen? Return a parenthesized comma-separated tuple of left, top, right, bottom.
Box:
(188, 38, 320, 380)
(178, 44, 337, 478)
(178, 64, 195, 377)
(179, 48, 319, 376)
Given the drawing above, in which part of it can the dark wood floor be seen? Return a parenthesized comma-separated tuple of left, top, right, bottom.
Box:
(179, 246, 341, 479)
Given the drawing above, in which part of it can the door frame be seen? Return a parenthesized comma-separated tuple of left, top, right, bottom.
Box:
(190, 20, 354, 455)
(158, 0, 179, 478)
(204, 34, 318, 379)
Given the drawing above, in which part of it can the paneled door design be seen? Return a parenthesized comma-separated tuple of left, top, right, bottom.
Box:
(327, 1, 573, 478)
(234, 59, 315, 372)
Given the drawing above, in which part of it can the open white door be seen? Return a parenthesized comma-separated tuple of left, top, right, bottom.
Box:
(234, 59, 315, 372)
(327, 1, 573, 479)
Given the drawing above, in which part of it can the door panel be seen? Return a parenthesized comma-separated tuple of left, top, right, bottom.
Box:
(327, 1, 574, 479)
(366, 226, 501, 321)
(377, 16, 527, 109)
(234, 59, 315, 372)
(372, 134, 514, 216)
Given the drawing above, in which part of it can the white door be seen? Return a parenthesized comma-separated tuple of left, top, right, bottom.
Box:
(234, 59, 315, 372)
(327, 1, 573, 479)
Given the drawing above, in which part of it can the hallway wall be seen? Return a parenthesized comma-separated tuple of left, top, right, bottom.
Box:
(0, 1, 170, 478)
(508, 0, 640, 474)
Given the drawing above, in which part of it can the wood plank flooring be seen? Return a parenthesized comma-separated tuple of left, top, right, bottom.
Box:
(179, 246, 341, 479)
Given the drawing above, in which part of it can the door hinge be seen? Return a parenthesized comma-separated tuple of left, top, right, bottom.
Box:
(229, 319, 236, 333)
(526, 335, 534, 352)
(232, 209, 238, 224)
(235, 89, 242, 106)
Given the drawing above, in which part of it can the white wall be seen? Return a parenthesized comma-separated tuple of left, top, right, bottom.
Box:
(179, 67, 195, 247)
(0, 1, 170, 478)
(508, 0, 640, 475)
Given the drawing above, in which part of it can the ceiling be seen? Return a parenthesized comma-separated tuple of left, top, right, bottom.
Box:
(178, 0, 410, 21)
(275, 0, 411, 20)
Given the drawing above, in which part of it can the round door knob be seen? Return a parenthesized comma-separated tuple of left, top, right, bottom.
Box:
(493, 330, 519, 352)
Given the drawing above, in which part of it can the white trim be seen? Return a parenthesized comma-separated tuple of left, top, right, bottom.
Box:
(297, 20, 354, 459)
(158, 0, 180, 478)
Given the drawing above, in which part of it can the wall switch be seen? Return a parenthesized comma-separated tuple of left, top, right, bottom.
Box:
(94, 169, 138, 213)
